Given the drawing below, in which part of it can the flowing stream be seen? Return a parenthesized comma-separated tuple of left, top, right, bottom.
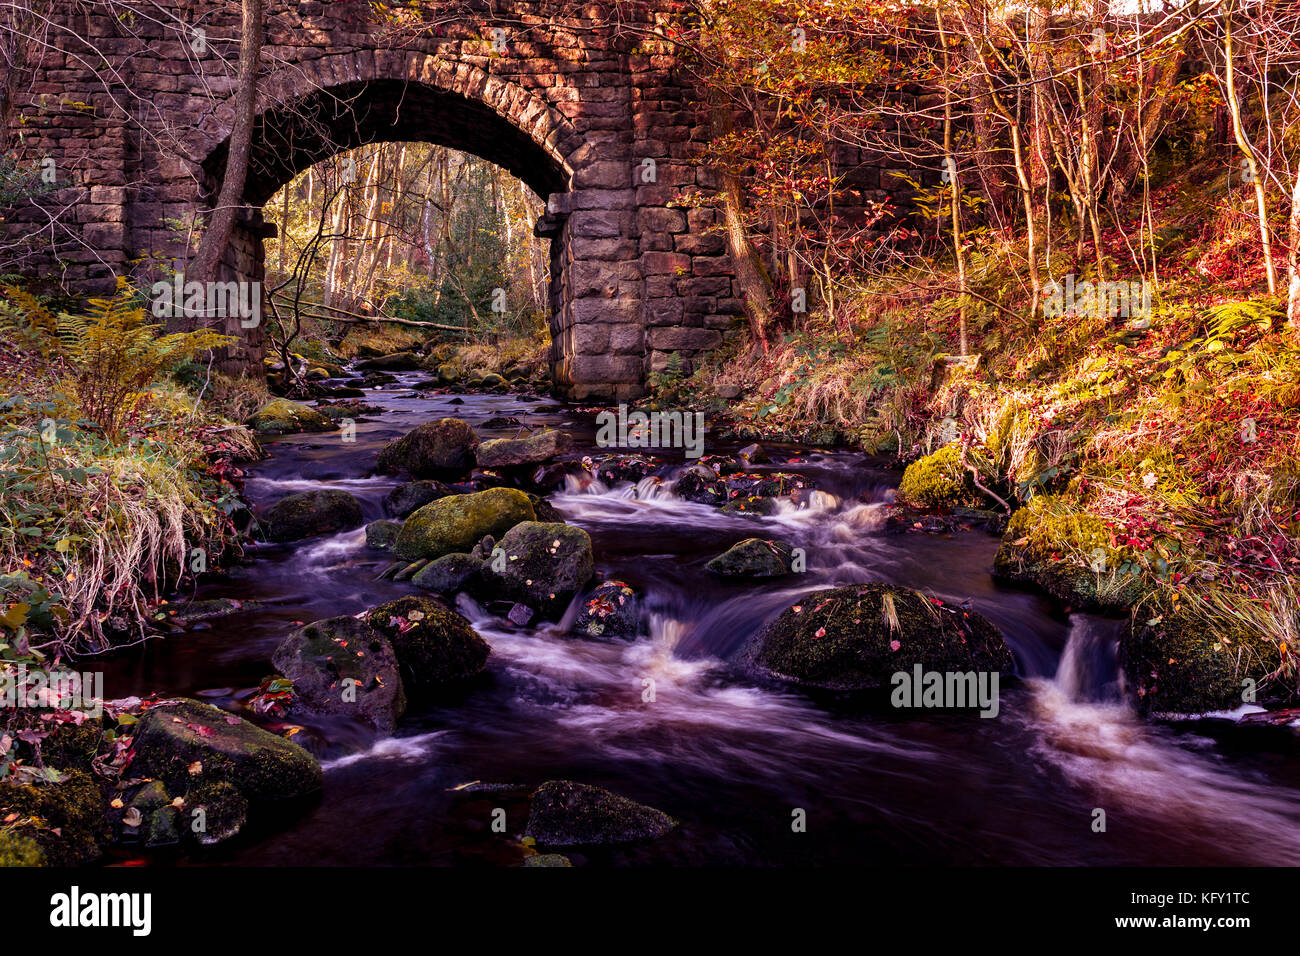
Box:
(98, 372, 1300, 866)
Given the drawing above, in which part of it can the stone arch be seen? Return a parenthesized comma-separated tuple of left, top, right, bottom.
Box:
(188, 52, 637, 397)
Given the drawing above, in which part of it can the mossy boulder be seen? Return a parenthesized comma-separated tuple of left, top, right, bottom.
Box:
(573, 580, 640, 639)
(485, 521, 594, 619)
(706, 538, 794, 578)
(246, 398, 337, 436)
(377, 418, 478, 478)
(363, 596, 491, 703)
(184, 782, 249, 846)
(479, 372, 508, 388)
(272, 616, 407, 732)
(365, 519, 403, 551)
(383, 479, 454, 518)
(0, 770, 105, 865)
(356, 350, 422, 371)
(436, 363, 459, 384)
(112, 779, 179, 847)
(394, 486, 536, 561)
(750, 583, 1013, 691)
(675, 465, 726, 505)
(129, 698, 321, 803)
(261, 489, 364, 543)
(476, 429, 572, 468)
(411, 552, 486, 595)
(152, 598, 246, 629)
(994, 495, 1144, 611)
(895, 445, 987, 510)
(1120, 605, 1282, 715)
(525, 780, 677, 846)
(721, 495, 779, 516)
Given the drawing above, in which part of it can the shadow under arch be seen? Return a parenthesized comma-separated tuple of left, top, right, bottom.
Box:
(191, 55, 587, 385)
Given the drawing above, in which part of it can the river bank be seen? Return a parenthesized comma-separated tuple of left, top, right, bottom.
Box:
(7, 363, 1300, 867)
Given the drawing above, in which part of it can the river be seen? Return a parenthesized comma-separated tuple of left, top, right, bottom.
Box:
(98, 371, 1300, 866)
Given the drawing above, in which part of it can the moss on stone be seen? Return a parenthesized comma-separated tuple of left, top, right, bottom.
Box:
(994, 495, 1143, 611)
(488, 521, 594, 618)
(363, 596, 491, 703)
(705, 538, 793, 577)
(272, 616, 407, 732)
(1120, 605, 1282, 715)
(411, 551, 485, 594)
(394, 486, 536, 561)
(751, 583, 1013, 691)
(377, 417, 478, 478)
(262, 489, 364, 543)
(896, 445, 987, 510)
(184, 782, 249, 846)
(0, 830, 45, 866)
(246, 398, 337, 435)
(130, 698, 322, 804)
(525, 780, 676, 846)
(0, 770, 105, 865)
(365, 519, 403, 551)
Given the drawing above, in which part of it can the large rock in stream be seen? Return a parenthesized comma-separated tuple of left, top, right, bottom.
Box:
(129, 698, 322, 803)
(377, 418, 478, 478)
(272, 616, 407, 732)
(706, 538, 795, 578)
(1119, 605, 1282, 715)
(394, 486, 536, 561)
(246, 398, 337, 436)
(476, 429, 572, 468)
(356, 350, 422, 371)
(750, 584, 1013, 691)
(363, 596, 491, 704)
(383, 479, 454, 518)
(484, 521, 594, 619)
(525, 780, 677, 846)
(261, 489, 363, 542)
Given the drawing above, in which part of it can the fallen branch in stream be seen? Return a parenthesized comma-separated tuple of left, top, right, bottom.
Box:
(268, 294, 471, 333)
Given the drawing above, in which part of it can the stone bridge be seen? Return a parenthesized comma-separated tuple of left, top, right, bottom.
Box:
(1, 0, 907, 398)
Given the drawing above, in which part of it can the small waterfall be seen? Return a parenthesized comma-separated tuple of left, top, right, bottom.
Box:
(1052, 614, 1123, 702)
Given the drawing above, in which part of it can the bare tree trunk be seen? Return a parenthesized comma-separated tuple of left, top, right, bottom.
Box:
(1287, 167, 1300, 328)
(1224, 0, 1278, 294)
(186, 0, 263, 289)
(708, 90, 773, 352)
(938, 8, 968, 355)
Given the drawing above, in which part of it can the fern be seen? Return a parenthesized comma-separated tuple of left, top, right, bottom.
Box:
(0, 280, 234, 438)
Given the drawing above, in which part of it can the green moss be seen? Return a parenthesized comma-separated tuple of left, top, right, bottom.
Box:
(1120, 605, 1281, 715)
(394, 486, 536, 561)
(34, 719, 104, 772)
(245, 398, 337, 435)
(184, 782, 248, 846)
(705, 538, 793, 577)
(130, 698, 321, 804)
(363, 596, 491, 702)
(896, 446, 987, 510)
(0, 831, 45, 866)
(752, 583, 1013, 691)
(994, 495, 1144, 610)
(0, 770, 105, 865)
(377, 417, 478, 478)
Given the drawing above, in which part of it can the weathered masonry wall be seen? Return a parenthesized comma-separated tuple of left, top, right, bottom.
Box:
(1, 0, 917, 398)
